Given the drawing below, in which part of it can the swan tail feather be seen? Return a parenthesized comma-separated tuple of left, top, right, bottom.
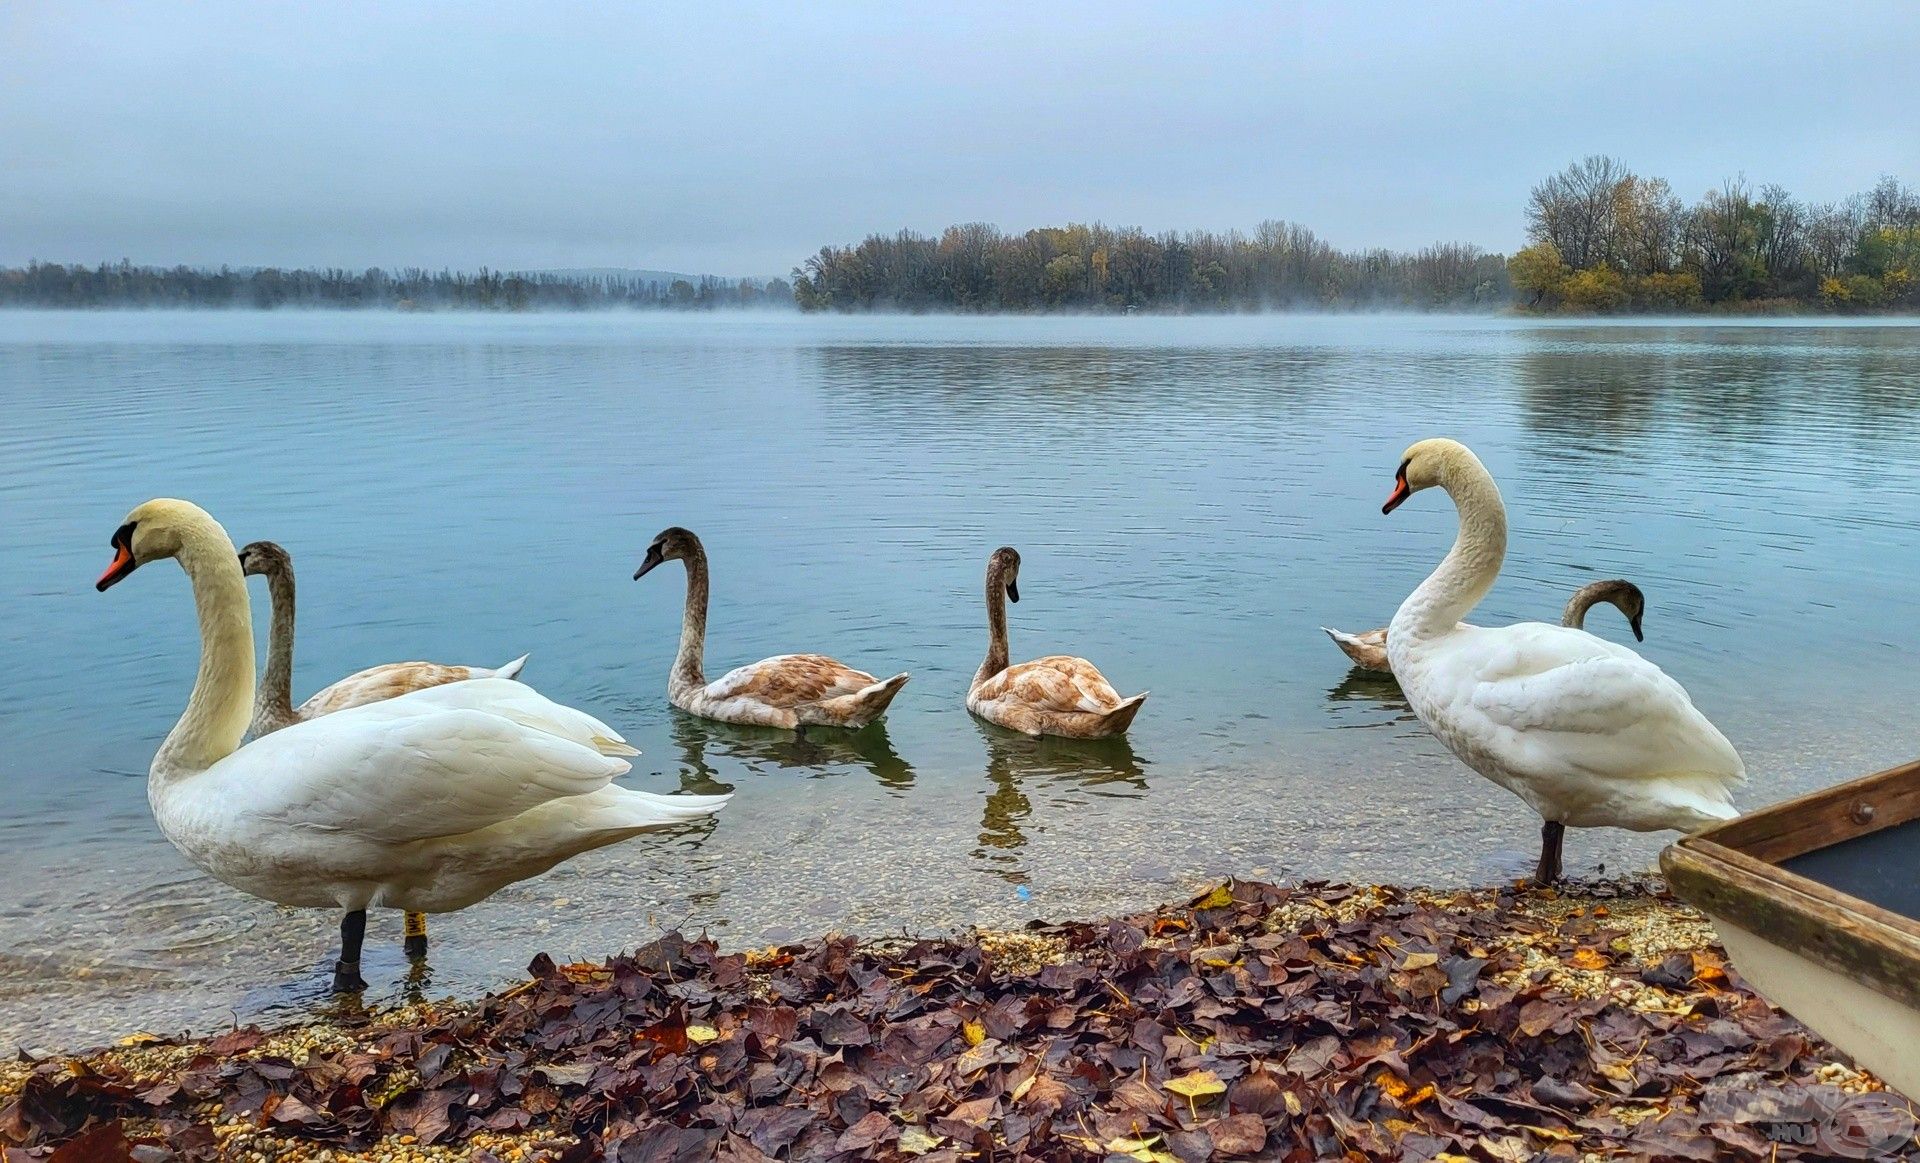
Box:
(1091, 693, 1148, 737)
(1321, 626, 1391, 672)
(493, 653, 530, 681)
(797, 673, 910, 728)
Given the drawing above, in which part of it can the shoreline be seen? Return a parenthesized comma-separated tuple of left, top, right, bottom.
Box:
(3, 879, 1910, 1162)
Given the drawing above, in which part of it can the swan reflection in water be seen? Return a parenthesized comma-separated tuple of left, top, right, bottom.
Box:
(973, 722, 1149, 883)
(667, 711, 915, 793)
(1323, 667, 1419, 730)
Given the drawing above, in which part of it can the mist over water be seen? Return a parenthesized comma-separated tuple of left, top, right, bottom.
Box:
(3, 310, 1917, 1047)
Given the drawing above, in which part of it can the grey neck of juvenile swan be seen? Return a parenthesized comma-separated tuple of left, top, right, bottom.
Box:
(1561, 580, 1632, 630)
(670, 542, 710, 696)
(154, 536, 257, 783)
(975, 561, 1011, 689)
(255, 560, 298, 731)
(1389, 454, 1508, 644)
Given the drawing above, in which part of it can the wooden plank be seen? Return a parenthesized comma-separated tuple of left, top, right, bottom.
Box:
(1692, 757, 1920, 864)
(1662, 839, 1920, 1013)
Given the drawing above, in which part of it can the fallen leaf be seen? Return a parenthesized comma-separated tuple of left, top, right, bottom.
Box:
(1165, 1069, 1227, 1100)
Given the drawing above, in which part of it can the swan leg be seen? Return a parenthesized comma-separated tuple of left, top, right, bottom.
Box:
(1533, 821, 1565, 886)
(332, 909, 369, 993)
(403, 911, 428, 960)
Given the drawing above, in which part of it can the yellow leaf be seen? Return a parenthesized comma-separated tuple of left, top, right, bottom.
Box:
(1163, 1069, 1226, 1100)
(1569, 949, 1610, 971)
(1010, 1075, 1035, 1102)
(962, 1019, 986, 1047)
(686, 1025, 720, 1044)
(1194, 884, 1234, 910)
(1399, 952, 1439, 971)
(1105, 1135, 1161, 1159)
(117, 1033, 165, 1047)
(898, 1126, 944, 1155)
(1375, 1070, 1411, 1099)
(1283, 1090, 1303, 1115)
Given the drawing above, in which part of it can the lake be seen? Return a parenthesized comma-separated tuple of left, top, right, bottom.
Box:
(2, 310, 1917, 1048)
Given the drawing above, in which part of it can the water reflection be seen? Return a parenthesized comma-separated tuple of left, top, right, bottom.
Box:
(973, 722, 1149, 884)
(667, 712, 915, 792)
(1323, 668, 1417, 729)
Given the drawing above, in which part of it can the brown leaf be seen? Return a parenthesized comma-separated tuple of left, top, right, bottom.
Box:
(1205, 1113, 1266, 1157)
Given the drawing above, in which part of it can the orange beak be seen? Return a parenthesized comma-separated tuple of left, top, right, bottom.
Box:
(96, 543, 136, 591)
(1382, 474, 1412, 515)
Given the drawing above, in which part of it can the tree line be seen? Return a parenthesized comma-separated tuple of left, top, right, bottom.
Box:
(0, 263, 793, 310)
(791, 222, 1510, 312)
(1511, 158, 1919, 312)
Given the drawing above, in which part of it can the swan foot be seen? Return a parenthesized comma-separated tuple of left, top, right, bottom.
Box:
(333, 909, 369, 992)
(1533, 821, 1565, 886)
(403, 911, 429, 960)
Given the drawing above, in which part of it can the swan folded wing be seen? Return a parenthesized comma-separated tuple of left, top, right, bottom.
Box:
(1462, 649, 1744, 785)
(704, 654, 878, 707)
(978, 657, 1121, 713)
(238, 707, 631, 845)
(347, 678, 634, 754)
(297, 661, 475, 718)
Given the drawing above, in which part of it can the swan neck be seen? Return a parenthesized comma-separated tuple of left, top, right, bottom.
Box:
(977, 562, 1010, 687)
(1561, 586, 1599, 629)
(1391, 462, 1507, 643)
(155, 536, 256, 781)
(671, 546, 709, 693)
(257, 563, 297, 725)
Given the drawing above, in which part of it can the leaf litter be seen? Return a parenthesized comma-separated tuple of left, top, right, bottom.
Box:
(0, 879, 1911, 1162)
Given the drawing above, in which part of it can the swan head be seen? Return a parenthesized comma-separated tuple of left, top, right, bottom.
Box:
(634, 526, 702, 580)
(237, 540, 292, 579)
(1382, 437, 1485, 515)
(1581, 579, 1648, 641)
(96, 498, 230, 591)
(989, 546, 1020, 603)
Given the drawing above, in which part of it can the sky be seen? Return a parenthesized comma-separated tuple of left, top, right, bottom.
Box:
(5, 2, 1919, 278)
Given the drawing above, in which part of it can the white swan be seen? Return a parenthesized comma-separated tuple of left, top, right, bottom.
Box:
(98, 500, 729, 992)
(1380, 440, 1742, 884)
(240, 540, 528, 738)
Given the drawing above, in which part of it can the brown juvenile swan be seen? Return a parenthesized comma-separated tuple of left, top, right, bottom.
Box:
(634, 527, 909, 730)
(1322, 578, 1648, 674)
(966, 547, 1147, 739)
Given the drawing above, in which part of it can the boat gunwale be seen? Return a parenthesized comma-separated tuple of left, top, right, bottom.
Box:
(1661, 755, 1920, 1014)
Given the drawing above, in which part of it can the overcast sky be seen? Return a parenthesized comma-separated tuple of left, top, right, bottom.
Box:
(6, 2, 1918, 277)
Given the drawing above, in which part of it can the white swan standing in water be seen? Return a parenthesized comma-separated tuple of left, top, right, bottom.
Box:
(98, 500, 729, 992)
(239, 538, 530, 959)
(1379, 440, 1742, 884)
(1322, 578, 1648, 674)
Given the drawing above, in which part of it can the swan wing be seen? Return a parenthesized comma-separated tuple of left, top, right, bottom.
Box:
(344, 677, 636, 755)
(296, 661, 477, 718)
(225, 706, 632, 846)
(977, 656, 1124, 713)
(704, 654, 879, 707)
(1438, 624, 1744, 784)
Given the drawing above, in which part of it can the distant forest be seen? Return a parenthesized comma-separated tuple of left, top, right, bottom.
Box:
(792, 223, 1508, 312)
(792, 162, 1919, 314)
(7, 161, 1916, 314)
(1511, 161, 1919, 313)
(0, 264, 792, 311)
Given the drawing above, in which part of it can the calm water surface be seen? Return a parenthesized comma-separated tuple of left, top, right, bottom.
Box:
(2, 310, 1917, 1047)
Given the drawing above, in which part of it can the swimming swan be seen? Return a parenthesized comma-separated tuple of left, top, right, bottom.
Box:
(634, 527, 909, 730)
(1379, 440, 1741, 884)
(240, 540, 527, 738)
(98, 500, 729, 992)
(966, 547, 1147, 739)
(1322, 579, 1648, 674)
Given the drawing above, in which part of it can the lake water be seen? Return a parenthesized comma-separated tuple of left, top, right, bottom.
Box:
(3, 310, 1917, 1048)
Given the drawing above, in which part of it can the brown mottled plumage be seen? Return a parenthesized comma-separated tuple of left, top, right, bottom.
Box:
(634, 527, 909, 730)
(966, 547, 1146, 739)
(1323, 578, 1648, 674)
